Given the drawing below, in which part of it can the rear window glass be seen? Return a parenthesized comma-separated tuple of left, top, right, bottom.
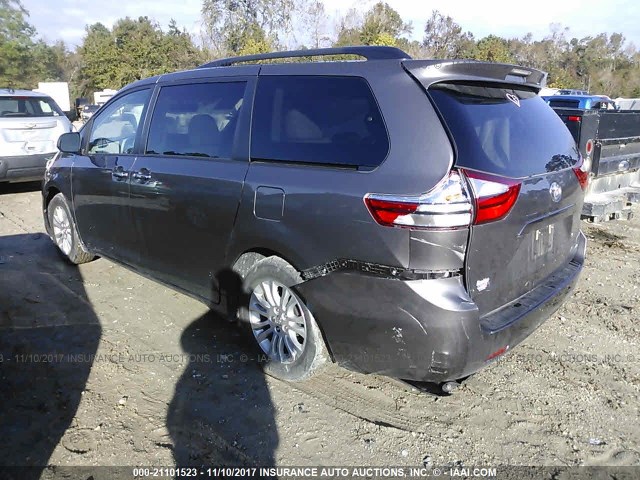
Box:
(429, 83, 579, 178)
(0, 96, 63, 117)
(548, 99, 581, 108)
(251, 76, 389, 168)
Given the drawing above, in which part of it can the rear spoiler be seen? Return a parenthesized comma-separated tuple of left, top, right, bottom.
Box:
(402, 59, 547, 91)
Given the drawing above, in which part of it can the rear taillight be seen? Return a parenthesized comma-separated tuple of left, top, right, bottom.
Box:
(567, 115, 582, 122)
(573, 156, 589, 190)
(364, 171, 472, 230)
(462, 170, 521, 225)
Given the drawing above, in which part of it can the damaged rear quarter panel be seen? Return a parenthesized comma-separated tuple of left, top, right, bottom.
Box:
(294, 272, 478, 380)
(409, 229, 468, 271)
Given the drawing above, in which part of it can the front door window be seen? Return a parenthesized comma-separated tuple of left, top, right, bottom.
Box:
(88, 90, 150, 155)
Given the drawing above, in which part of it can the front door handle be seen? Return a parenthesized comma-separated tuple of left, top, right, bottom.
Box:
(111, 165, 129, 181)
(131, 168, 152, 183)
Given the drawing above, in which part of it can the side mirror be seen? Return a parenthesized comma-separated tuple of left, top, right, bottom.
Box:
(57, 132, 81, 153)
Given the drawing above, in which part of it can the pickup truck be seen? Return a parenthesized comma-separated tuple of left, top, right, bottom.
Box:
(551, 107, 640, 221)
(542, 94, 615, 110)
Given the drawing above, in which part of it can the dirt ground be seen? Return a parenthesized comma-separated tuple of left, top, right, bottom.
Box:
(0, 182, 638, 473)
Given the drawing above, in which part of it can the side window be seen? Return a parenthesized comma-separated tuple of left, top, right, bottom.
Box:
(38, 100, 54, 115)
(88, 89, 150, 155)
(251, 76, 389, 168)
(145, 82, 246, 159)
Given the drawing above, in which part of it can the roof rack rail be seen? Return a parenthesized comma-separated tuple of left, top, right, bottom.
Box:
(199, 46, 411, 68)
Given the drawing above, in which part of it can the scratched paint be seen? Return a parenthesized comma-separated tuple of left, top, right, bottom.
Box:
(392, 327, 404, 344)
(476, 277, 490, 291)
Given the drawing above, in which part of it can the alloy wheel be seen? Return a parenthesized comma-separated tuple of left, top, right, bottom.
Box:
(248, 280, 307, 364)
(52, 205, 72, 255)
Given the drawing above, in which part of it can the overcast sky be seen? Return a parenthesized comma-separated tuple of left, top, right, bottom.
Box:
(20, 0, 640, 50)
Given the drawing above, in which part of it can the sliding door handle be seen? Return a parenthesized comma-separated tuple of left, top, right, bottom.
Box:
(111, 165, 129, 180)
(131, 168, 152, 182)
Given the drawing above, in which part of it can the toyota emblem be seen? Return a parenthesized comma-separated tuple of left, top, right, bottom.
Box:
(549, 182, 562, 203)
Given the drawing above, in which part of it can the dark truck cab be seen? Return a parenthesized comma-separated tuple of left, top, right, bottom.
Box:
(550, 107, 640, 221)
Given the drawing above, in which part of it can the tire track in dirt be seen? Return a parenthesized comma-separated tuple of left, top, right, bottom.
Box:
(289, 366, 457, 432)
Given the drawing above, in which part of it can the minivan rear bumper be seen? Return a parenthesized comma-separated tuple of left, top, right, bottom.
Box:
(295, 231, 586, 383)
(0, 153, 55, 183)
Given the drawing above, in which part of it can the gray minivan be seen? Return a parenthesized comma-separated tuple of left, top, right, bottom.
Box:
(44, 47, 587, 390)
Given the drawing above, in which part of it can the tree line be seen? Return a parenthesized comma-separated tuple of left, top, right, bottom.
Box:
(1, 0, 639, 99)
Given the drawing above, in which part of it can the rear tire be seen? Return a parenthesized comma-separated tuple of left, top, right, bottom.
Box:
(48, 193, 94, 265)
(241, 256, 327, 382)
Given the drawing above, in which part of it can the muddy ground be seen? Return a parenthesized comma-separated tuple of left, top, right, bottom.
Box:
(0, 182, 638, 473)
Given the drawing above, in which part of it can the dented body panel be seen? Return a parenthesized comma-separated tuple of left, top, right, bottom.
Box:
(465, 170, 584, 316)
(409, 229, 467, 271)
(295, 232, 584, 381)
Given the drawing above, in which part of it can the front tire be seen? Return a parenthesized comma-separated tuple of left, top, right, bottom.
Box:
(242, 256, 327, 381)
(48, 193, 94, 265)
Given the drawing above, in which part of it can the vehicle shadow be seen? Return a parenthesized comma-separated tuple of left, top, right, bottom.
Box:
(0, 181, 42, 195)
(0, 233, 101, 478)
(0, 231, 279, 472)
(167, 298, 279, 469)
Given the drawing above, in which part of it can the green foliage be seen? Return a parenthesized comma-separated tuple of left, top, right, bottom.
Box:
(501, 28, 639, 96)
(237, 37, 273, 56)
(78, 17, 202, 94)
(474, 35, 513, 63)
(360, 2, 411, 45)
(225, 21, 273, 56)
(78, 23, 116, 92)
(369, 32, 397, 47)
(547, 72, 574, 89)
(335, 2, 411, 48)
(0, 0, 59, 88)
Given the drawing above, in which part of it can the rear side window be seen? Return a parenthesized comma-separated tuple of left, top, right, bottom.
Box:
(0, 96, 63, 117)
(146, 82, 246, 159)
(251, 76, 389, 168)
(429, 83, 579, 178)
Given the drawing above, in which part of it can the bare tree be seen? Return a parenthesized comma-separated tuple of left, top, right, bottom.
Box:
(306, 0, 330, 48)
(200, 0, 297, 55)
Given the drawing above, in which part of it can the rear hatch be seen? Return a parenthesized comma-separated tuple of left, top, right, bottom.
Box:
(432, 83, 584, 315)
(0, 95, 69, 156)
(404, 63, 585, 316)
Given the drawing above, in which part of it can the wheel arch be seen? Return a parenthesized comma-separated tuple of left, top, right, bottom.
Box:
(43, 185, 62, 235)
(229, 249, 335, 363)
(229, 248, 304, 280)
(221, 248, 302, 319)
